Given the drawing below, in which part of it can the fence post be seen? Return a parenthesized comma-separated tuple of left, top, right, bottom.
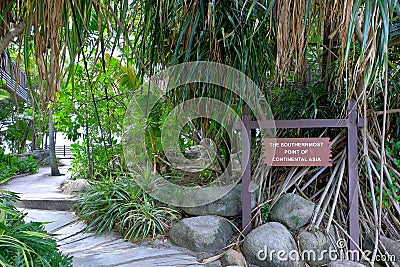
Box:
(347, 99, 360, 254)
(242, 109, 252, 235)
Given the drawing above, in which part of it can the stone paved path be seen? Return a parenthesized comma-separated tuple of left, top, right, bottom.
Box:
(1, 163, 203, 267)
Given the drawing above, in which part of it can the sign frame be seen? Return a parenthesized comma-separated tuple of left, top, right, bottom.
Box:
(237, 99, 364, 253)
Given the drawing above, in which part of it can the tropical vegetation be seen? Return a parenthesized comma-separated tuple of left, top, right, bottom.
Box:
(0, 0, 399, 265)
(0, 148, 39, 185)
(74, 176, 180, 241)
(0, 190, 72, 267)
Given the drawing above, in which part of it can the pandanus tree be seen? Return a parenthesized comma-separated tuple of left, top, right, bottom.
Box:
(0, 0, 65, 175)
(0, 0, 399, 263)
(111, 1, 400, 262)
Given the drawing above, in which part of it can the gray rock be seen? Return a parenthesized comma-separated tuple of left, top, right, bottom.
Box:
(38, 155, 51, 165)
(242, 222, 304, 267)
(188, 261, 223, 267)
(327, 260, 365, 267)
(61, 179, 90, 195)
(183, 183, 261, 217)
(206, 260, 223, 267)
(14, 149, 51, 164)
(298, 230, 336, 266)
(32, 149, 50, 163)
(169, 215, 234, 252)
(269, 193, 315, 231)
(379, 236, 400, 266)
(364, 235, 400, 266)
(221, 249, 246, 266)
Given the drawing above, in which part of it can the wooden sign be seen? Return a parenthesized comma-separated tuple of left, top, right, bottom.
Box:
(263, 138, 332, 166)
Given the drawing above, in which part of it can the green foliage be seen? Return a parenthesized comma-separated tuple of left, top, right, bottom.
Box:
(367, 139, 400, 209)
(260, 204, 271, 224)
(368, 178, 400, 209)
(69, 142, 125, 180)
(0, 101, 34, 154)
(74, 177, 180, 241)
(0, 89, 10, 101)
(0, 189, 73, 267)
(386, 139, 400, 168)
(54, 55, 140, 180)
(0, 149, 39, 185)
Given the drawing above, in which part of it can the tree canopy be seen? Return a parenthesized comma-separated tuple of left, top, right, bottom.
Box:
(0, 1, 399, 264)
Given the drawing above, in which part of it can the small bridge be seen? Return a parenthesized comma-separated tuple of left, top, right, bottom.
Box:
(0, 52, 29, 101)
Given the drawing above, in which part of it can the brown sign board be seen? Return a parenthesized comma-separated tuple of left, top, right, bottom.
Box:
(263, 138, 332, 166)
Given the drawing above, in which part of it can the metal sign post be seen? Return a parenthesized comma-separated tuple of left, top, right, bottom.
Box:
(240, 99, 363, 250)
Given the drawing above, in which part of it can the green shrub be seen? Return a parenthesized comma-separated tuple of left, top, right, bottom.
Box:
(0, 149, 40, 184)
(0, 189, 73, 267)
(74, 177, 180, 241)
(69, 142, 126, 180)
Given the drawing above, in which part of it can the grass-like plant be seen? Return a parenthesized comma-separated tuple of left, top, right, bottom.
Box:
(74, 177, 180, 241)
(0, 190, 72, 267)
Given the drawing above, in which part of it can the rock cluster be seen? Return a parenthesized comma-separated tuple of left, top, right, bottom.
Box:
(167, 148, 398, 267)
(242, 193, 336, 267)
(14, 149, 51, 165)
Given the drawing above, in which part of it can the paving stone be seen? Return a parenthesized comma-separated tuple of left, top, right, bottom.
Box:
(3, 165, 202, 266)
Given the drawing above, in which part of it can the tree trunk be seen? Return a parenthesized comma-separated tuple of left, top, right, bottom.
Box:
(85, 120, 93, 177)
(48, 110, 60, 176)
(31, 118, 37, 151)
(0, 21, 25, 55)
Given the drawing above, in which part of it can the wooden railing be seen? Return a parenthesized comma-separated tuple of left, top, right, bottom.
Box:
(55, 145, 73, 159)
(44, 145, 74, 159)
(0, 53, 29, 101)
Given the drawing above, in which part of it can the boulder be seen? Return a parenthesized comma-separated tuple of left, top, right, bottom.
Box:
(169, 215, 234, 252)
(38, 155, 51, 165)
(61, 179, 90, 195)
(364, 235, 400, 266)
(242, 222, 304, 267)
(14, 149, 50, 165)
(221, 249, 246, 266)
(188, 260, 222, 267)
(32, 149, 50, 164)
(269, 193, 315, 231)
(207, 260, 222, 267)
(378, 236, 400, 266)
(182, 183, 261, 217)
(327, 261, 365, 267)
(298, 230, 336, 266)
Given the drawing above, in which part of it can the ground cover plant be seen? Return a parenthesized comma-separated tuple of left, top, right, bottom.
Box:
(74, 176, 180, 241)
(0, 190, 72, 267)
(0, 149, 39, 185)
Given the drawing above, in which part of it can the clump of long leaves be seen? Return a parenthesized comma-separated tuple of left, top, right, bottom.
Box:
(0, 190, 72, 267)
(0, 148, 39, 185)
(74, 177, 180, 241)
